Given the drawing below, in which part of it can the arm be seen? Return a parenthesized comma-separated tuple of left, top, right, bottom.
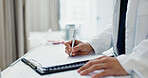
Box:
(117, 39, 148, 74)
(88, 24, 113, 54)
(76, 39, 148, 78)
(64, 22, 113, 56)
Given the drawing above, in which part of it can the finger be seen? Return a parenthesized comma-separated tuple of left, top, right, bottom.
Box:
(65, 49, 70, 55)
(77, 51, 90, 55)
(72, 52, 77, 56)
(64, 40, 73, 49)
(77, 60, 104, 73)
(95, 56, 107, 60)
(75, 40, 82, 45)
(67, 52, 77, 57)
(80, 64, 106, 75)
(65, 47, 72, 52)
(65, 50, 77, 57)
(72, 44, 82, 52)
(91, 70, 111, 78)
(89, 56, 107, 61)
(65, 46, 73, 55)
(94, 56, 112, 64)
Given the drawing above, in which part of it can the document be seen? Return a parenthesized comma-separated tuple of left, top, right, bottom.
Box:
(3, 45, 130, 78)
(25, 45, 102, 67)
(23, 45, 115, 78)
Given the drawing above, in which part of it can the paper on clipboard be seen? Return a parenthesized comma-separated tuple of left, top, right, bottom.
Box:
(24, 45, 102, 67)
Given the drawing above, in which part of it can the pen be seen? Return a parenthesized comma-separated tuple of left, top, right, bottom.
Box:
(70, 30, 76, 56)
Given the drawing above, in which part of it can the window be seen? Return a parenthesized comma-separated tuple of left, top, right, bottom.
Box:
(60, 0, 114, 41)
(27, 0, 114, 49)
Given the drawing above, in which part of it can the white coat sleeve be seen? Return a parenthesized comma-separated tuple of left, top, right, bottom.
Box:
(117, 39, 148, 75)
(87, 24, 113, 54)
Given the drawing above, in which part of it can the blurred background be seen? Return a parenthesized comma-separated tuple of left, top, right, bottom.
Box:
(0, 0, 113, 70)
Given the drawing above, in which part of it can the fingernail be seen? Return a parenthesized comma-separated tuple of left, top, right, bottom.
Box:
(77, 69, 80, 73)
(72, 53, 75, 56)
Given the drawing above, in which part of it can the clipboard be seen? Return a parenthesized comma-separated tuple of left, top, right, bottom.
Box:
(21, 58, 89, 75)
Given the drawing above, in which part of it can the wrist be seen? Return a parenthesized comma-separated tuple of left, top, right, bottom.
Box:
(86, 42, 94, 52)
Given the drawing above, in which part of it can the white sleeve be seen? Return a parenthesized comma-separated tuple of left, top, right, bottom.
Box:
(117, 39, 148, 75)
(87, 24, 113, 54)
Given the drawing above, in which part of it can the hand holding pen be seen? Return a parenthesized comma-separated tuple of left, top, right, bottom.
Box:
(70, 30, 76, 56)
(64, 30, 94, 57)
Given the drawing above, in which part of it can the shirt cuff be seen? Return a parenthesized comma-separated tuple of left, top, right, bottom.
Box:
(87, 40, 101, 54)
(117, 55, 132, 74)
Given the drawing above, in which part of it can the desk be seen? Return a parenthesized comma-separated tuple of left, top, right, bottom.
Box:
(1, 44, 130, 78)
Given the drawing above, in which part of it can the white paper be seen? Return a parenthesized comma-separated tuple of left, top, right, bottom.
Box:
(23, 45, 115, 78)
(25, 45, 102, 67)
(3, 45, 129, 78)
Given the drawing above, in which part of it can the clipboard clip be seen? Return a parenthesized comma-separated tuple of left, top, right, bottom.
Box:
(21, 58, 42, 70)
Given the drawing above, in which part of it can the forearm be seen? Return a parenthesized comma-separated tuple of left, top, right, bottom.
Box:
(88, 25, 113, 54)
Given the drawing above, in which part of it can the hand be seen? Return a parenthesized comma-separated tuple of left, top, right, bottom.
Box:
(64, 40, 94, 57)
(77, 56, 128, 78)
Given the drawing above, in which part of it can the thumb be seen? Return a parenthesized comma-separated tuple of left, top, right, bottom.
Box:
(72, 44, 83, 52)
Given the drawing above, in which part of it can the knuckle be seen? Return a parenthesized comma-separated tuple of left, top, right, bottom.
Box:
(88, 61, 94, 65)
(102, 58, 109, 62)
(102, 70, 110, 76)
(64, 42, 68, 45)
(92, 74, 100, 78)
(105, 62, 111, 67)
(106, 72, 112, 76)
(103, 63, 108, 68)
(80, 67, 84, 70)
(65, 47, 69, 51)
(65, 49, 68, 52)
(92, 64, 98, 69)
(79, 67, 84, 71)
(83, 70, 88, 74)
